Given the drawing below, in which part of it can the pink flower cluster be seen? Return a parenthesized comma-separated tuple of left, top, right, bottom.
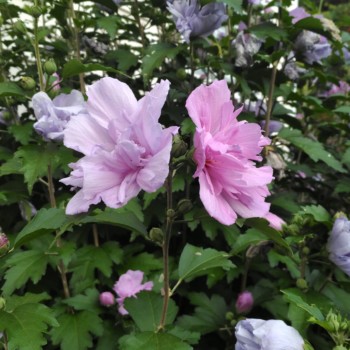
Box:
(186, 80, 273, 225)
(61, 77, 178, 215)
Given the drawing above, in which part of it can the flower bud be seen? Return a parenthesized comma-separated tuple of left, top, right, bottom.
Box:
(176, 199, 193, 215)
(20, 77, 36, 90)
(0, 233, 9, 256)
(167, 209, 176, 219)
(225, 311, 234, 321)
(13, 20, 26, 34)
(176, 68, 187, 80)
(99, 292, 115, 307)
(149, 227, 163, 244)
(0, 297, 5, 310)
(171, 135, 188, 158)
(302, 246, 310, 255)
(43, 59, 57, 76)
(235, 291, 254, 314)
(29, 5, 42, 18)
(296, 278, 308, 290)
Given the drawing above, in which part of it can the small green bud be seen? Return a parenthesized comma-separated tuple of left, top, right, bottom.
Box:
(0, 297, 5, 310)
(29, 5, 42, 18)
(171, 135, 188, 158)
(43, 59, 57, 75)
(302, 247, 310, 255)
(19, 76, 36, 90)
(176, 68, 187, 80)
(296, 278, 308, 290)
(149, 227, 163, 244)
(167, 209, 176, 219)
(13, 20, 26, 34)
(225, 311, 234, 321)
(176, 199, 193, 215)
(230, 319, 237, 327)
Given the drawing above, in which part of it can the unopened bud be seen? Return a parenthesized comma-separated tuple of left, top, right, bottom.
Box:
(296, 278, 308, 290)
(225, 311, 234, 321)
(176, 68, 187, 80)
(302, 247, 310, 255)
(176, 199, 192, 215)
(13, 20, 26, 34)
(167, 209, 176, 219)
(235, 291, 254, 314)
(19, 77, 36, 90)
(149, 227, 163, 244)
(43, 59, 57, 76)
(171, 135, 188, 158)
(99, 292, 115, 307)
(29, 5, 42, 18)
(0, 233, 9, 256)
(0, 297, 5, 310)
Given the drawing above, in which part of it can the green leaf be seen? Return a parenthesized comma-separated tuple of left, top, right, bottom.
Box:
(300, 205, 330, 223)
(231, 228, 267, 255)
(279, 128, 345, 173)
(119, 332, 192, 350)
(14, 208, 67, 248)
(81, 208, 147, 235)
(334, 105, 350, 114)
(96, 16, 119, 39)
(0, 157, 23, 176)
(142, 43, 182, 78)
(124, 252, 163, 272)
(178, 244, 235, 282)
(268, 250, 300, 278)
(177, 293, 227, 334)
(250, 23, 287, 40)
(5, 293, 51, 311)
(287, 303, 308, 336)
(51, 311, 103, 350)
(124, 292, 178, 332)
(0, 303, 58, 350)
(62, 59, 123, 79)
(14, 144, 55, 193)
(107, 49, 138, 72)
(63, 288, 100, 312)
(334, 178, 350, 194)
(217, 0, 242, 13)
(8, 122, 34, 145)
(281, 289, 324, 321)
(2, 250, 49, 295)
(0, 82, 25, 97)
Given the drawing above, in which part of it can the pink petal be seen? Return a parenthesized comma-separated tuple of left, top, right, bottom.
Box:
(266, 212, 285, 231)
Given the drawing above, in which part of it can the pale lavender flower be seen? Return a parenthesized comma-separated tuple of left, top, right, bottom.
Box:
(113, 270, 153, 315)
(328, 217, 350, 277)
(324, 81, 350, 96)
(284, 53, 306, 80)
(113, 0, 122, 4)
(248, 0, 261, 4)
(233, 31, 263, 67)
(32, 90, 86, 141)
(260, 120, 283, 135)
(236, 291, 254, 314)
(235, 319, 304, 350)
(61, 77, 178, 215)
(294, 30, 331, 64)
(245, 100, 266, 117)
(289, 7, 309, 24)
(167, 0, 227, 43)
(99, 292, 115, 307)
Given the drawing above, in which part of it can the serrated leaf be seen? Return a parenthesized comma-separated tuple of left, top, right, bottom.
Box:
(63, 288, 100, 312)
(250, 23, 287, 40)
(5, 293, 51, 312)
(0, 82, 25, 97)
(178, 244, 235, 282)
(14, 145, 55, 193)
(0, 157, 23, 176)
(81, 208, 147, 235)
(231, 228, 266, 255)
(2, 250, 49, 295)
(177, 293, 227, 334)
(97, 16, 119, 39)
(8, 122, 34, 145)
(51, 311, 103, 350)
(62, 59, 123, 79)
(124, 252, 163, 272)
(14, 208, 67, 248)
(124, 291, 178, 332)
(279, 128, 345, 173)
(119, 332, 192, 350)
(281, 289, 324, 321)
(300, 205, 330, 223)
(107, 49, 138, 71)
(0, 303, 58, 350)
(142, 43, 182, 78)
(168, 326, 200, 345)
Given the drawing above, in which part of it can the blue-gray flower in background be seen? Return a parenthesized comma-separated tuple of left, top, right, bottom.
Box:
(32, 90, 86, 141)
(235, 318, 304, 350)
(294, 30, 331, 64)
(167, 0, 227, 43)
(328, 217, 350, 277)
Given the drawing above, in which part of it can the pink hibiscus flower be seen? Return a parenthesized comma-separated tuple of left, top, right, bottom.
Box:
(113, 270, 153, 315)
(186, 80, 273, 225)
(61, 77, 178, 215)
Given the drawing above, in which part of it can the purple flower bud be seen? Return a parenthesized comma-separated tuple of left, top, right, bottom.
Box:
(32, 90, 87, 142)
(328, 217, 350, 277)
(99, 292, 115, 307)
(235, 319, 305, 349)
(0, 233, 9, 255)
(167, 0, 228, 43)
(235, 291, 254, 314)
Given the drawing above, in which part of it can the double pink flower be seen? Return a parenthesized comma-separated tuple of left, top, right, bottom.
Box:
(186, 80, 273, 225)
